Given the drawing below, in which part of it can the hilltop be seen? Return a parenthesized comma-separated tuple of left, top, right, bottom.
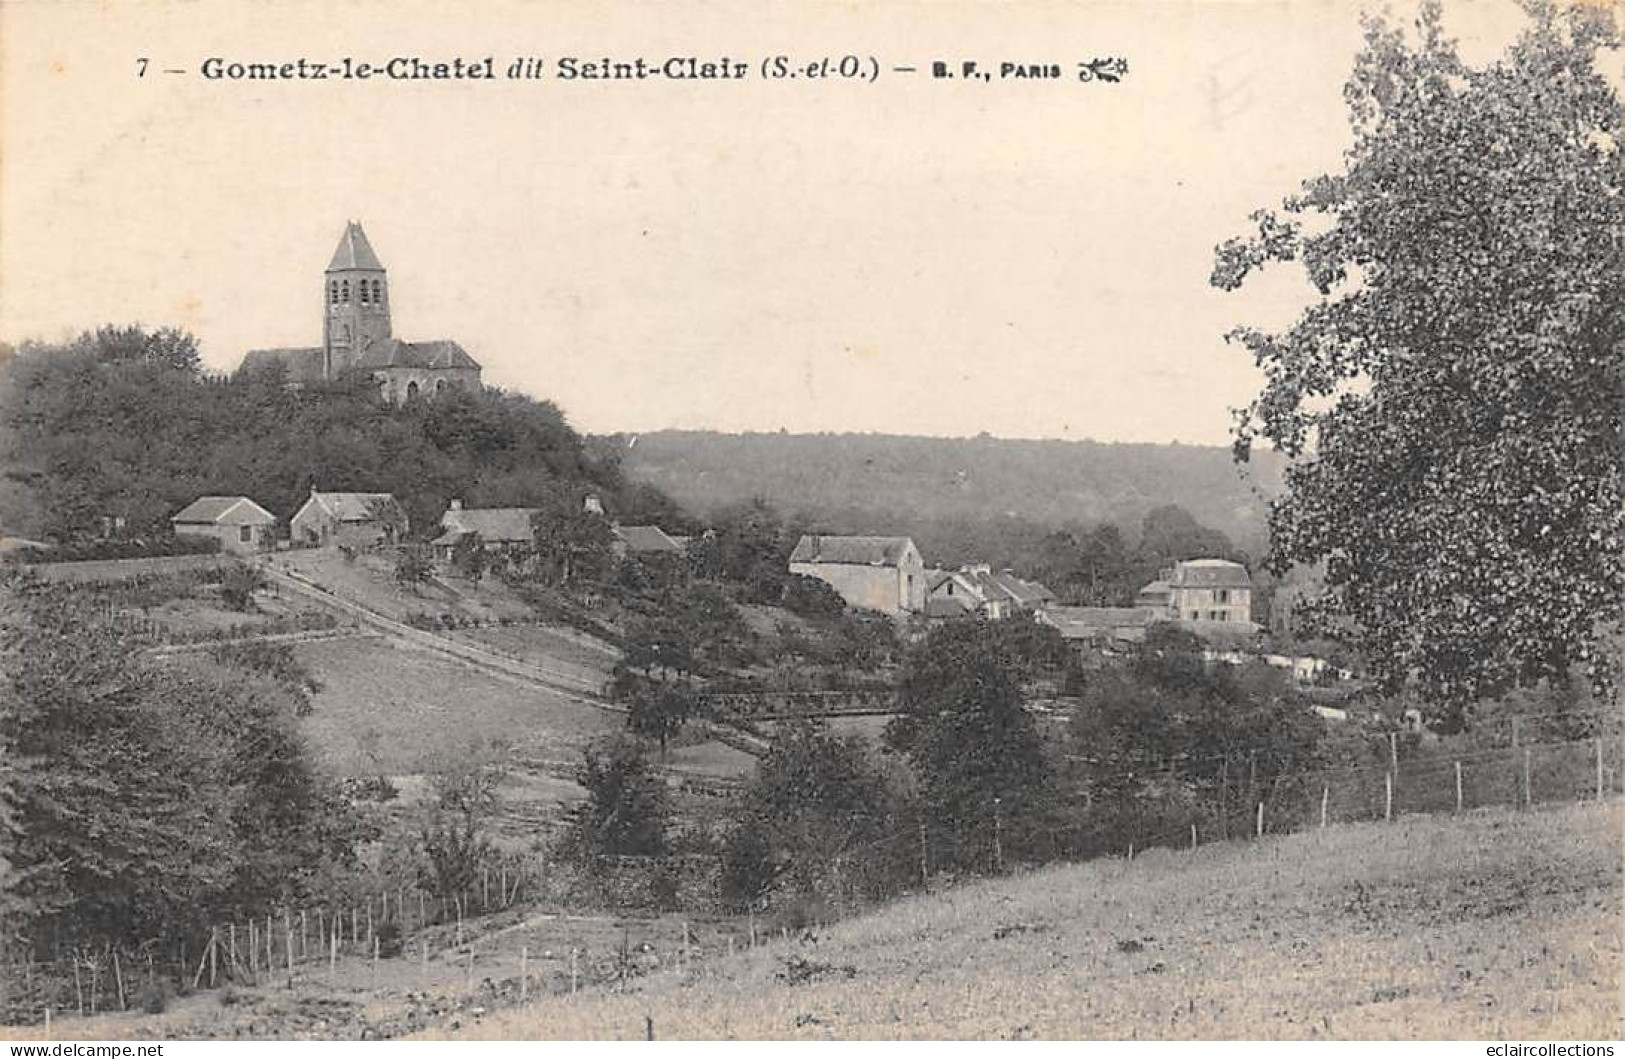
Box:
(606, 430, 1285, 556)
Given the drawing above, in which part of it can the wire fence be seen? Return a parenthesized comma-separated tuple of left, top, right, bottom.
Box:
(2, 729, 1618, 1027)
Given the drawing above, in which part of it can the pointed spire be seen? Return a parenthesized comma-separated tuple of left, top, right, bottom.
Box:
(326, 220, 384, 272)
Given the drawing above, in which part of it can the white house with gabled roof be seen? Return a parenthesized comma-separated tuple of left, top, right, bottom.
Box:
(171, 496, 277, 554)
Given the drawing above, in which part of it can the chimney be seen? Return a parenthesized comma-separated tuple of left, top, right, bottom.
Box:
(449, 498, 463, 510)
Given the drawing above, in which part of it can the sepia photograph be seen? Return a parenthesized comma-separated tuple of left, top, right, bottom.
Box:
(0, 0, 1620, 1046)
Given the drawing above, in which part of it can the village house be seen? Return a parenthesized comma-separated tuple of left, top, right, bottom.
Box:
(239, 221, 482, 403)
(170, 496, 277, 554)
(290, 489, 408, 549)
(430, 500, 540, 560)
(788, 534, 926, 616)
(1138, 558, 1254, 624)
(926, 564, 1054, 620)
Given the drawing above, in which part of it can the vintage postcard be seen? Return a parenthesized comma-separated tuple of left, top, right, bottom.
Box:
(0, 0, 1619, 1046)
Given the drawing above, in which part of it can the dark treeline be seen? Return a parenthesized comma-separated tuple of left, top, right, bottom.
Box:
(0, 326, 692, 544)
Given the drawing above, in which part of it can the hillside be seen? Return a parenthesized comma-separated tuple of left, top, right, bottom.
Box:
(447, 802, 1622, 1041)
(608, 430, 1285, 554)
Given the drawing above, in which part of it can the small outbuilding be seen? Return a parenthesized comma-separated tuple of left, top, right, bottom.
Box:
(171, 496, 277, 554)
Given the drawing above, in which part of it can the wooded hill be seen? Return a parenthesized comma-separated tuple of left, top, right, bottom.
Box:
(607, 430, 1285, 557)
(0, 327, 690, 544)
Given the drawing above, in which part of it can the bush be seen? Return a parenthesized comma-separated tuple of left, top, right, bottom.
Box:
(218, 563, 265, 612)
(376, 921, 404, 958)
(137, 977, 173, 1015)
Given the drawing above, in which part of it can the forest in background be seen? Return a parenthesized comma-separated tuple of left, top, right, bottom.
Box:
(605, 429, 1284, 561)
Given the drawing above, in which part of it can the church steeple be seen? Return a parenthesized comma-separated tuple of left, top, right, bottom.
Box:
(323, 220, 391, 377)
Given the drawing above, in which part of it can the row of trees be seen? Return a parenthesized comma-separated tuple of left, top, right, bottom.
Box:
(561, 615, 1332, 917)
(0, 575, 367, 974)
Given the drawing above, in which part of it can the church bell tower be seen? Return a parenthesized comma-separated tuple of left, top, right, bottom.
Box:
(322, 221, 391, 377)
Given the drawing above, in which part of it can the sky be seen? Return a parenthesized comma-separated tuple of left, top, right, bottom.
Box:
(0, 0, 1536, 445)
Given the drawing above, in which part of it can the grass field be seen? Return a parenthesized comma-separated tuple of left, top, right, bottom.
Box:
(444, 800, 1623, 1041)
(296, 637, 618, 777)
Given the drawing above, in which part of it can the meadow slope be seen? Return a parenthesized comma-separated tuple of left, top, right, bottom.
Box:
(453, 801, 1623, 1041)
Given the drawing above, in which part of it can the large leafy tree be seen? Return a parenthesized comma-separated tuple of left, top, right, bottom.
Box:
(1212, 1, 1624, 721)
(885, 621, 1048, 865)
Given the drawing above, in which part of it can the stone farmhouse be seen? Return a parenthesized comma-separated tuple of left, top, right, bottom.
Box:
(239, 221, 482, 403)
(290, 489, 408, 549)
(170, 496, 276, 554)
(789, 534, 926, 616)
(1136, 558, 1253, 624)
(431, 500, 540, 560)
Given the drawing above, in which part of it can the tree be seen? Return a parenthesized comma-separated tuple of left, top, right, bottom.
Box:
(529, 493, 614, 586)
(884, 622, 1048, 866)
(562, 738, 669, 858)
(1212, 1, 1624, 721)
(625, 679, 696, 757)
(417, 751, 504, 905)
(723, 723, 896, 907)
(394, 547, 434, 592)
(450, 532, 489, 583)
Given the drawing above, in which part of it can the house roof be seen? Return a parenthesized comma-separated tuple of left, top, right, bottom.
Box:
(990, 571, 1053, 605)
(172, 496, 276, 525)
(1039, 605, 1156, 641)
(614, 525, 684, 553)
(327, 221, 385, 272)
(789, 535, 917, 566)
(1137, 579, 1171, 599)
(305, 491, 403, 523)
(436, 506, 539, 545)
(1043, 605, 1156, 628)
(1170, 559, 1252, 589)
(356, 338, 481, 371)
(240, 347, 327, 384)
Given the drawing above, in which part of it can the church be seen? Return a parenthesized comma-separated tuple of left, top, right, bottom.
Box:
(239, 221, 482, 402)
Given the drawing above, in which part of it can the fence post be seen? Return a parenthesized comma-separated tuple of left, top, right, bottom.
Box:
(1455, 761, 1463, 813)
(918, 824, 928, 885)
(328, 926, 337, 988)
(421, 936, 429, 985)
(1384, 772, 1393, 823)
(520, 946, 528, 1005)
(1524, 747, 1533, 808)
(992, 797, 1003, 873)
(286, 918, 295, 986)
(1320, 784, 1329, 829)
(570, 947, 578, 995)
(1190, 823, 1197, 851)
(1597, 738, 1605, 802)
(1127, 842, 1134, 861)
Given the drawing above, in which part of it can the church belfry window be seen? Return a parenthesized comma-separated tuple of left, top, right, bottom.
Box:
(329, 281, 338, 305)
(341, 279, 350, 302)
(372, 279, 382, 303)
